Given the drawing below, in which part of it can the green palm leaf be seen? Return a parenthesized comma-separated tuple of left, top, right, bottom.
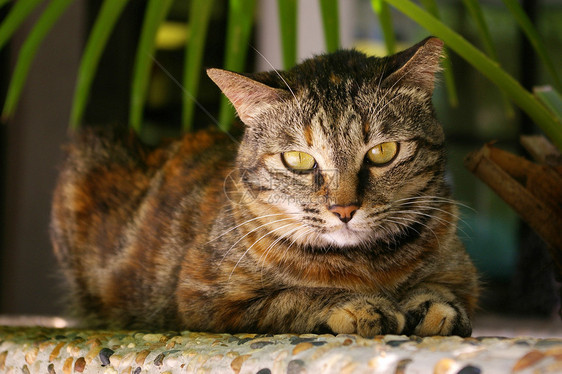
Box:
(462, 0, 514, 117)
(371, 0, 396, 55)
(70, 0, 129, 128)
(278, 0, 297, 69)
(0, 0, 43, 52)
(502, 0, 562, 92)
(534, 86, 562, 120)
(319, 0, 339, 52)
(182, 0, 215, 132)
(419, 0, 458, 107)
(2, 0, 72, 121)
(129, 0, 173, 133)
(384, 0, 561, 150)
(218, 0, 257, 131)
(0, 0, 12, 10)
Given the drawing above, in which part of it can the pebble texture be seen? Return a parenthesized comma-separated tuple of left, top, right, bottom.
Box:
(1, 326, 561, 373)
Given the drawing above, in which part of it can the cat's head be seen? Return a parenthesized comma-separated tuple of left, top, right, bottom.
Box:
(208, 37, 450, 249)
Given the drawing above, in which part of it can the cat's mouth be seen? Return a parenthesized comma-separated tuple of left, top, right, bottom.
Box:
(320, 225, 370, 247)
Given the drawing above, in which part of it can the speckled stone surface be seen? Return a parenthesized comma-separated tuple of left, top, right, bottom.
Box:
(1, 325, 562, 373)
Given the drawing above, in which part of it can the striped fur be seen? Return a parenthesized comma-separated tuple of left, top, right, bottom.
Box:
(51, 38, 478, 337)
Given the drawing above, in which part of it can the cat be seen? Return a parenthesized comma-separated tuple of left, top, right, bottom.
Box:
(51, 37, 479, 337)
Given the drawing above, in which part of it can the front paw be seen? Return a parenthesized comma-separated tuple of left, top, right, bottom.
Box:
(401, 297, 472, 337)
(327, 296, 405, 338)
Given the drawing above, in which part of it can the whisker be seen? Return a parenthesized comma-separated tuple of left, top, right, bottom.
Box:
(207, 212, 295, 244)
(258, 224, 300, 268)
(394, 195, 475, 212)
(258, 225, 301, 279)
(219, 216, 296, 266)
(148, 54, 240, 145)
(229, 222, 295, 279)
(395, 200, 473, 230)
(391, 208, 470, 239)
(250, 45, 301, 110)
(387, 215, 441, 248)
(370, 59, 419, 118)
(372, 90, 406, 120)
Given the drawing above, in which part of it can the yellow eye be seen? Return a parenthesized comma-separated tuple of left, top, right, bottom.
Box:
(282, 151, 317, 171)
(366, 142, 399, 166)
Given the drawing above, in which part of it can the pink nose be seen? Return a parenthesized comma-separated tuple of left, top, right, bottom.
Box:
(329, 204, 359, 223)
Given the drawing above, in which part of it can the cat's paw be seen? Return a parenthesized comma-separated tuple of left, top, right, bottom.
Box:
(401, 295, 472, 337)
(327, 296, 405, 338)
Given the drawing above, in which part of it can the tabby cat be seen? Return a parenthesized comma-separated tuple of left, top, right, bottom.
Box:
(51, 37, 479, 337)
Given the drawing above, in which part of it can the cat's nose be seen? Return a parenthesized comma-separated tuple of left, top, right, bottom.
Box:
(329, 204, 359, 223)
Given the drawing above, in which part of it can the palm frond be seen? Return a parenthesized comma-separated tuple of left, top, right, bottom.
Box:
(218, 0, 257, 131)
(502, 0, 562, 92)
(182, 0, 215, 132)
(278, 0, 298, 69)
(384, 0, 561, 150)
(2, 0, 72, 121)
(129, 0, 173, 133)
(371, 0, 396, 55)
(319, 0, 339, 52)
(0, 0, 43, 52)
(70, 0, 129, 128)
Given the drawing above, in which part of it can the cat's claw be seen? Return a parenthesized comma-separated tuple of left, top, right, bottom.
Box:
(327, 296, 405, 338)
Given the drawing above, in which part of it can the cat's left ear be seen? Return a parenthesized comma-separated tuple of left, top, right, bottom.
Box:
(382, 37, 444, 95)
(207, 68, 291, 125)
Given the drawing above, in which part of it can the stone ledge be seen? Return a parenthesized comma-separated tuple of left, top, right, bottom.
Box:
(1, 325, 562, 373)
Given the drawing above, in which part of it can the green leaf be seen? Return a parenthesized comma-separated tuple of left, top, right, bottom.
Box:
(383, 0, 562, 150)
(462, 0, 496, 59)
(218, 0, 257, 131)
(419, 0, 458, 107)
(534, 86, 562, 120)
(0, 0, 44, 52)
(70, 0, 129, 129)
(2, 0, 72, 121)
(182, 0, 215, 132)
(0, 0, 12, 10)
(319, 0, 339, 52)
(371, 0, 395, 55)
(502, 0, 562, 92)
(277, 0, 297, 69)
(129, 0, 173, 133)
(462, 0, 514, 117)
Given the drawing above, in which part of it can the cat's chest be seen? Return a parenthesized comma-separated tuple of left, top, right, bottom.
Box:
(245, 238, 416, 293)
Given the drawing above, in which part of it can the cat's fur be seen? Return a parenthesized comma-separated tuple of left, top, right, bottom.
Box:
(51, 37, 479, 337)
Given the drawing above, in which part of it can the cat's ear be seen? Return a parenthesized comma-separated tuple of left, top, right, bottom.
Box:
(382, 37, 444, 95)
(207, 68, 291, 124)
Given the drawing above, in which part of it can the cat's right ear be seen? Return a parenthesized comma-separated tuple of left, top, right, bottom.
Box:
(207, 68, 290, 125)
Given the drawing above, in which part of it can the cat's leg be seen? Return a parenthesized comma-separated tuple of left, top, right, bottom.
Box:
(240, 288, 405, 337)
(399, 284, 472, 337)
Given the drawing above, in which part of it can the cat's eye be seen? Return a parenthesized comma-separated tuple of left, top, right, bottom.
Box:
(282, 151, 317, 172)
(366, 142, 399, 166)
